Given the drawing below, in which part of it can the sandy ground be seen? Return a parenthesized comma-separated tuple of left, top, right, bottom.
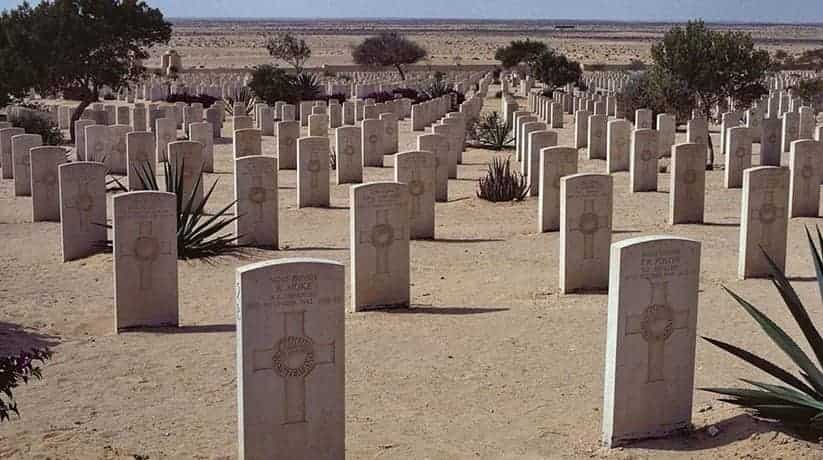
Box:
(2, 89, 823, 459)
(154, 20, 823, 69)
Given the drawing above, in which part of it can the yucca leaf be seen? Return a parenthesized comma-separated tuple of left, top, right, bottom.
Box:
(805, 225, 823, 303)
(760, 248, 823, 370)
(723, 286, 823, 395)
(702, 336, 820, 397)
(741, 379, 823, 411)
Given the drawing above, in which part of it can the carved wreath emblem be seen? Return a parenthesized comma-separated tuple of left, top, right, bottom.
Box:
(272, 336, 316, 378)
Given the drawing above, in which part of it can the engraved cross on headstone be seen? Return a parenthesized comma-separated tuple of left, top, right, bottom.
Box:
(754, 189, 786, 244)
(359, 209, 405, 275)
(251, 310, 335, 425)
(247, 174, 277, 223)
(305, 146, 324, 191)
(568, 199, 609, 260)
(120, 220, 173, 290)
(64, 179, 96, 232)
(625, 280, 690, 383)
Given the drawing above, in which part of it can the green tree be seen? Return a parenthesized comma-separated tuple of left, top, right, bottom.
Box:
(351, 32, 427, 81)
(494, 39, 548, 69)
(649, 20, 771, 167)
(530, 50, 582, 91)
(265, 32, 312, 74)
(248, 64, 298, 105)
(794, 77, 823, 109)
(0, 0, 171, 140)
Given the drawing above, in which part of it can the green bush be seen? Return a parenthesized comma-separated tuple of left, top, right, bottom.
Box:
(8, 110, 63, 146)
(476, 156, 528, 202)
(1, 348, 52, 422)
(471, 111, 513, 151)
(702, 226, 823, 435)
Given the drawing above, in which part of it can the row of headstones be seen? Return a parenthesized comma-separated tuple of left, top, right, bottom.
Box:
(231, 232, 705, 456)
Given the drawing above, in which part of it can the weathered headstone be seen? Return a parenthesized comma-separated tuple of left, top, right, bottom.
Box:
(297, 136, 330, 208)
(127, 131, 156, 191)
(30, 146, 67, 221)
(189, 122, 214, 173)
(560, 173, 612, 293)
(236, 258, 345, 460)
(607, 120, 631, 173)
(233, 115, 254, 131)
(234, 129, 262, 158)
(0, 127, 25, 179)
(789, 139, 821, 217)
(630, 129, 660, 193)
(85, 124, 110, 164)
(602, 236, 701, 447)
(588, 114, 608, 160)
(527, 130, 557, 196)
(351, 182, 410, 311)
(168, 141, 205, 208)
(380, 113, 399, 156)
(417, 133, 449, 202)
(574, 110, 590, 149)
(235, 156, 279, 248)
(335, 126, 362, 184)
(113, 191, 178, 331)
(395, 151, 436, 239)
(760, 117, 782, 166)
(108, 124, 132, 174)
(656, 114, 676, 157)
(782, 111, 800, 152)
(12, 134, 42, 196)
(277, 121, 299, 169)
(724, 126, 752, 189)
(74, 120, 95, 161)
(539, 147, 579, 232)
(739, 166, 789, 278)
(635, 109, 653, 129)
(59, 161, 107, 261)
(361, 119, 384, 167)
(686, 118, 708, 156)
(669, 143, 706, 224)
(155, 117, 176, 162)
(308, 114, 329, 137)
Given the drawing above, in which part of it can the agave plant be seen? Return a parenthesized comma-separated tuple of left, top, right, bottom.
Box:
(702, 226, 823, 434)
(133, 160, 243, 260)
(476, 156, 529, 202)
(471, 111, 514, 151)
(294, 72, 322, 101)
(224, 87, 257, 117)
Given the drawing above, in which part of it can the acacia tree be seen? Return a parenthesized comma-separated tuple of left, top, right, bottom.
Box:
(265, 32, 311, 74)
(649, 20, 771, 167)
(0, 0, 171, 140)
(530, 49, 582, 91)
(351, 32, 426, 81)
(494, 39, 547, 69)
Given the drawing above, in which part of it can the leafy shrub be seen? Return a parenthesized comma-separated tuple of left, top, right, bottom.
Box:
(364, 91, 396, 103)
(9, 110, 63, 146)
(134, 160, 242, 259)
(247, 64, 296, 105)
(702, 226, 823, 435)
(166, 93, 219, 109)
(224, 87, 257, 117)
(471, 111, 513, 151)
(476, 156, 528, 202)
(392, 88, 419, 100)
(1, 348, 52, 422)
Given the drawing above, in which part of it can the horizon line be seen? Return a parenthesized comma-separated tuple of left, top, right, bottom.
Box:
(165, 17, 823, 26)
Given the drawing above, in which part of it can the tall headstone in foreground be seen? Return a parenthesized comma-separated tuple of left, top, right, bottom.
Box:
(0, 127, 25, 179)
(602, 236, 701, 448)
(297, 136, 330, 208)
(30, 146, 67, 222)
(236, 258, 345, 460)
(277, 121, 299, 170)
(59, 162, 106, 262)
(113, 191, 178, 332)
(12, 134, 42, 196)
(739, 166, 789, 279)
(669, 143, 706, 225)
(351, 182, 410, 311)
(395, 150, 436, 240)
(335, 126, 362, 184)
(539, 147, 578, 232)
(630, 129, 659, 193)
(789, 139, 821, 218)
(560, 173, 612, 293)
(235, 156, 279, 248)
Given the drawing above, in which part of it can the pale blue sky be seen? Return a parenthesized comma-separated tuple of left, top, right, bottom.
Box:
(1, 0, 822, 23)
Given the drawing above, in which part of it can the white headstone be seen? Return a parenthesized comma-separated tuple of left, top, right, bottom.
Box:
(560, 173, 612, 293)
(235, 155, 279, 248)
(739, 166, 789, 279)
